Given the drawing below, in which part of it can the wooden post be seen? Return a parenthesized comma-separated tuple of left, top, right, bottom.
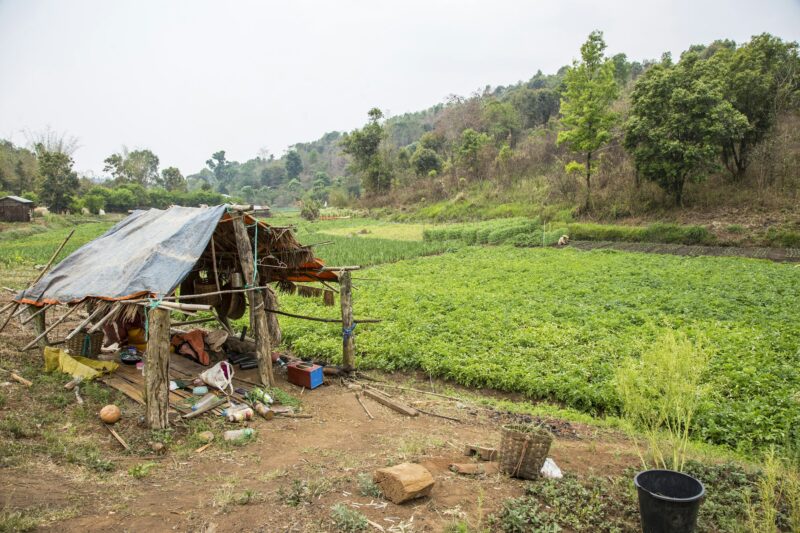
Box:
(262, 286, 282, 346)
(340, 271, 355, 371)
(28, 305, 49, 349)
(145, 307, 170, 429)
(232, 214, 274, 387)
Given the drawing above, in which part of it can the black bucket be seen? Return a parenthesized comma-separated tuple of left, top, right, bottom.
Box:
(634, 469, 705, 533)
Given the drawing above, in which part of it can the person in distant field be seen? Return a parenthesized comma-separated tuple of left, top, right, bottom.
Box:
(557, 235, 570, 246)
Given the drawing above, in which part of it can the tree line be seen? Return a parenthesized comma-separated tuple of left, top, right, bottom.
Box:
(335, 32, 798, 213)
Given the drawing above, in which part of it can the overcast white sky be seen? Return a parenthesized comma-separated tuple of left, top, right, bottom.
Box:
(1, 0, 799, 176)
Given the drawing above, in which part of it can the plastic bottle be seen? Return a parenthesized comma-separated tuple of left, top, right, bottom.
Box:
(246, 387, 273, 405)
(254, 402, 274, 420)
(224, 428, 254, 441)
(227, 407, 254, 422)
(192, 393, 218, 411)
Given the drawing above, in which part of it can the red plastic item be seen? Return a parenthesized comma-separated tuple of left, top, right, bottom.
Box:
(287, 361, 324, 389)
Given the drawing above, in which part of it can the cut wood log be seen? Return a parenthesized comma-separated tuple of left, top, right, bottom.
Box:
(373, 463, 435, 504)
(362, 389, 418, 417)
(144, 307, 170, 429)
(449, 462, 500, 476)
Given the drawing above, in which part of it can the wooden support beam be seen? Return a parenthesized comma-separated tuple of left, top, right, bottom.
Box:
(29, 229, 75, 287)
(144, 307, 170, 429)
(362, 389, 418, 417)
(0, 302, 20, 334)
(65, 304, 107, 341)
(232, 213, 274, 387)
(340, 270, 355, 371)
(20, 303, 55, 325)
(22, 302, 83, 350)
(88, 302, 121, 333)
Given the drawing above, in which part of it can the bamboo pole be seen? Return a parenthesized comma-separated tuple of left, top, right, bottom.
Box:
(210, 234, 221, 292)
(65, 303, 108, 341)
(20, 303, 55, 325)
(87, 302, 121, 333)
(22, 302, 83, 350)
(0, 302, 20, 334)
(28, 229, 75, 288)
(144, 306, 170, 429)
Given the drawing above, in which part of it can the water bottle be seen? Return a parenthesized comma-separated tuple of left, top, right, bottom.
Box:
(192, 393, 217, 411)
(224, 428, 254, 441)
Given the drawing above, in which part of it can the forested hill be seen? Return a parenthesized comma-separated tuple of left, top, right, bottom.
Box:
(1, 32, 797, 224)
(189, 31, 798, 223)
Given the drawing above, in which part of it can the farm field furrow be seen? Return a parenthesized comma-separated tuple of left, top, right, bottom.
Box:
(279, 245, 800, 452)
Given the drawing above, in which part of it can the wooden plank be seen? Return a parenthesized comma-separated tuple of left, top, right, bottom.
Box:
(103, 376, 145, 404)
(362, 389, 418, 417)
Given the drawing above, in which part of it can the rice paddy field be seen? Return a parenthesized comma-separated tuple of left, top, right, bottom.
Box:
(2, 212, 799, 454)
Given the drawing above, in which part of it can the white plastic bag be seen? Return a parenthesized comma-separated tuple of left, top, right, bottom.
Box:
(200, 361, 234, 394)
(540, 457, 563, 479)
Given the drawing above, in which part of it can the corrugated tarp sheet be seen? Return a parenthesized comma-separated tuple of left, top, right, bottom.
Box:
(16, 205, 227, 305)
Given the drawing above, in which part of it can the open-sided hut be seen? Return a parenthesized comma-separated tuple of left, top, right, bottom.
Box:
(4, 204, 360, 428)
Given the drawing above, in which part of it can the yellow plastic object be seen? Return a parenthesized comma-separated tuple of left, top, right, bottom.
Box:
(43, 347, 118, 380)
(127, 327, 146, 344)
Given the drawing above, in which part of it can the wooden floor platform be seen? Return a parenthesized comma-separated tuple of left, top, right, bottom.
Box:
(102, 353, 259, 416)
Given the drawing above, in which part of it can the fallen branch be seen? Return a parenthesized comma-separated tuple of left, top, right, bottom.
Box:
(0, 368, 33, 387)
(370, 383, 462, 402)
(355, 392, 374, 420)
(362, 389, 418, 417)
(104, 423, 130, 451)
(416, 407, 461, 423)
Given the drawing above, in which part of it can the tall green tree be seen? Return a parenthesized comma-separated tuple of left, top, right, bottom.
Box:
(104, 148, 160, 187)
(557, 31, 619, 209)
(340, 108, 391, 194)
(284, 150, 303, 180)
(161, 166, 186, 192)
(624, 53, 748, 206)
(205, 150, 233, 193)
(710, 34, 800, 179)
(36, 144, 79, 212)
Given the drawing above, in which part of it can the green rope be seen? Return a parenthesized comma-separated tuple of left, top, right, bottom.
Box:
(144, 297, 163, 340)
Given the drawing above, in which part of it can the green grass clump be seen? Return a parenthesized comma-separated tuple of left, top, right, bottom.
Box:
(279, 246, 800, 453)
(330, 503, 368, 532)
(567, 222, 713, 245)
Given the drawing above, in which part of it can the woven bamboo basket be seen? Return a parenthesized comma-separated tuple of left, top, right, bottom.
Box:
(193, 280, 221, 306)
(66, 331, 104, 358)
(499, 424, 553, 479)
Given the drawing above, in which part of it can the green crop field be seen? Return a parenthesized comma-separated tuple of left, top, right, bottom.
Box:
(279, 246, 800, 453)
(3, 215, 799, 454)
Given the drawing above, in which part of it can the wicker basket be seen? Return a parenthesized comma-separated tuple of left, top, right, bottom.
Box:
(193, 279, 221, 306)
(66, 331, 104, 358)
(499, 424, 553, 479)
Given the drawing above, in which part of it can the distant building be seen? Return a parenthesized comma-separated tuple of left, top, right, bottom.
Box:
(0, 195, 35, 222)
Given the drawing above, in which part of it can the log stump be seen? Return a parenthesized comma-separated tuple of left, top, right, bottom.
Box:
(373, 463, 435, 504)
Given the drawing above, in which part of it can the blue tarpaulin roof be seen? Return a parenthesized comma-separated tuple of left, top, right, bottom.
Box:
(16, 205, 227, 305)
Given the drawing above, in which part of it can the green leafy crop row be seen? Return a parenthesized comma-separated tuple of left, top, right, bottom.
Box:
(280, 246, 800, 453)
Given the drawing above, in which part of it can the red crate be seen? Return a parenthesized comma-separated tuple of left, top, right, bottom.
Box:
(287, 361, 323, 389)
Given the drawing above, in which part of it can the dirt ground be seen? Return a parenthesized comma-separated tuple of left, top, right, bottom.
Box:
(0, 305, 640, 533)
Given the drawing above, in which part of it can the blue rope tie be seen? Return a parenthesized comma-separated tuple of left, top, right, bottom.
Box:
(342, 322, 357, 341)
(144, 297, 163, 340)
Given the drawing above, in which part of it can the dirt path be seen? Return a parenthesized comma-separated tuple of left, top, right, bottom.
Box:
(570, 240, 800, 262)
